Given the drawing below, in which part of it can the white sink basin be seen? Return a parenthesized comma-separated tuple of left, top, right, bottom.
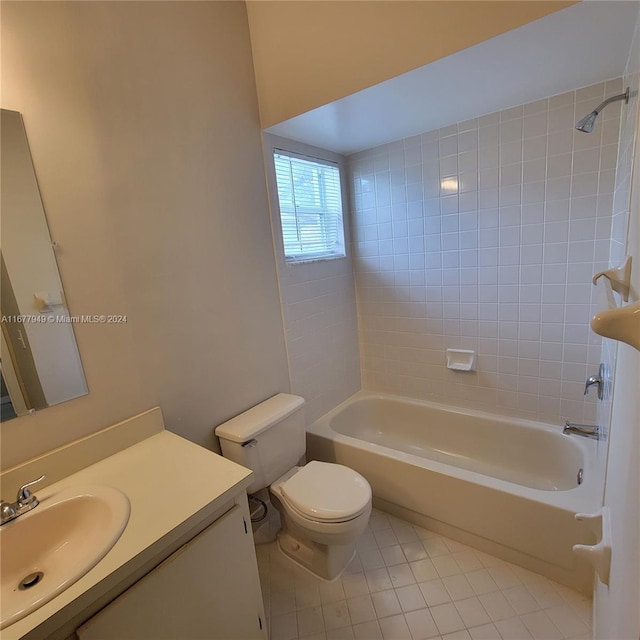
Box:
(0, 485, 130, 629)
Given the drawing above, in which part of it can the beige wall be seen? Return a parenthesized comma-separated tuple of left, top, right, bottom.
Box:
(1, 1, 289, 469)
(247, 0, 577, 128)
(595, 6, 640, 635)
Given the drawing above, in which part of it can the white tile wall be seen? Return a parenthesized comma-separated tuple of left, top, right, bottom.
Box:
(278, 258, 361, 424)
(348, 81, 624, 425)
(263, 134, 361, 424)
(610, 82, 639, 267)
(598, 37, 639, 440)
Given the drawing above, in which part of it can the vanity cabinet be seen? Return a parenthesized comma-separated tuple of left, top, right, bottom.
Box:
(75, 497, 266, 640)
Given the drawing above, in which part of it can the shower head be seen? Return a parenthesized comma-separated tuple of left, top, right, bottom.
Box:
(576, 110, 599, 133)
(575, 87, 630, 133)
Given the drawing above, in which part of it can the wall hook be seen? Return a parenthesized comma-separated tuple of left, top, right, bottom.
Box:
(593, 256, 632, 302)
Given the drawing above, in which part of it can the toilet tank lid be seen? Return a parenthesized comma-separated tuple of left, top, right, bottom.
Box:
(214, 393, 305, 443)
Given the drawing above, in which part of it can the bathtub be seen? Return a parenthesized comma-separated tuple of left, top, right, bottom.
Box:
(306, 391, 604, 593)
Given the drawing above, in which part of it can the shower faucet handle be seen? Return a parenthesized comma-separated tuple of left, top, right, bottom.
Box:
(584, 363, 605, 401)
(584, 375, 602, 398)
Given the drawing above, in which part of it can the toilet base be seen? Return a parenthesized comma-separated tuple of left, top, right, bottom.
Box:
(276, 530, 356, 582)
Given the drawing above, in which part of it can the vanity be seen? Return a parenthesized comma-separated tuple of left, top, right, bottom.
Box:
(0, 408, 267, 640)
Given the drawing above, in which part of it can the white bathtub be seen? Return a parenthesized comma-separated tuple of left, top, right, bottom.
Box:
(306, 391, 604, 593)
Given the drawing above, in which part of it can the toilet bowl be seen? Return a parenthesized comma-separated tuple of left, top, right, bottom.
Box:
(269, 462, 372, 579)
(215, 393, 372, 581)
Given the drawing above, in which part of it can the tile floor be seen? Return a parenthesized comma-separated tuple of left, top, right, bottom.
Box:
(255, 509, 592, 640)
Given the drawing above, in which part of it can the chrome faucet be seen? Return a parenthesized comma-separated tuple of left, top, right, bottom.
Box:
(563, 422, 600, 440)
(0, 475, 45, 525)
(584, 363, 605, 400)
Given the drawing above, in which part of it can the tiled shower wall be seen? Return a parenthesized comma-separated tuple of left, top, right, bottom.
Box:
(611, 84, 639, 268)
(348, 80, 624, 425)
(598, 46, 640, 439)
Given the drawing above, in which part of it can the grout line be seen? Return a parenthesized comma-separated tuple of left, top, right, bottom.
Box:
(259, 508, 591, 640)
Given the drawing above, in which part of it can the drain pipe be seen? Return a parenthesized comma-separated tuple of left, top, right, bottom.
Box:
(248, 494, 268, 523)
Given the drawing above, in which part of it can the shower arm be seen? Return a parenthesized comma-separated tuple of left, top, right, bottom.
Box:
(591, 88, 630, 115)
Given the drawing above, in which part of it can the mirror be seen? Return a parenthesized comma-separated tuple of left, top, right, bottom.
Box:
(1, 109, 88, 421)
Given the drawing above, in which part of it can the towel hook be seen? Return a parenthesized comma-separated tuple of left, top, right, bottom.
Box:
(592, 256, 632, 302)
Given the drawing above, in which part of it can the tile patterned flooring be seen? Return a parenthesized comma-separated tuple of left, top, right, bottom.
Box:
(256, 509, 592, 640)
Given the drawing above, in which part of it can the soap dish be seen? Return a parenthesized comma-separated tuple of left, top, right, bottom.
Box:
(446, 349, 475, 371)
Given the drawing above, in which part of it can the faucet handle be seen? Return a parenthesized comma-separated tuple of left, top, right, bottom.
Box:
(584, 375, 602, 395)
(1, 500, 17, 520)
(16, 475, 46, 506)
(584, 363, 605, 400)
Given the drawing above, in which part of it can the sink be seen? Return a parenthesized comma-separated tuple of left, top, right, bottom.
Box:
(1, 485, 130, 629)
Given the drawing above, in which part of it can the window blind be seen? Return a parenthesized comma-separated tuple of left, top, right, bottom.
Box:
(274, 150, 346, 262)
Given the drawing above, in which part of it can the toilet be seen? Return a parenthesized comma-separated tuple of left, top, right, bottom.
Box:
(215, 393, 372, 580)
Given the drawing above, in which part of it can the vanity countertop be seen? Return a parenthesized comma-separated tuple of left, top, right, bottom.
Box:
(3, 428, 253, 640)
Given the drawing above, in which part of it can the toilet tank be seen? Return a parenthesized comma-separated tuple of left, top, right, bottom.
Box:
(215, 393, 306, 493)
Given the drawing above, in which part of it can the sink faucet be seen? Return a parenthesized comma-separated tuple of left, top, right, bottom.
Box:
(0, 475, 45, 526)
(563, 422, 600, 440)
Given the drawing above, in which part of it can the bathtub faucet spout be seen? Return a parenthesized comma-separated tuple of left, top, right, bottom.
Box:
(563, 422, 600, 440)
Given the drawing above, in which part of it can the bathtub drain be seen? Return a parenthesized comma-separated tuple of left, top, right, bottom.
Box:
(18, 571, 44, 590)
(577, 468, 584, 486)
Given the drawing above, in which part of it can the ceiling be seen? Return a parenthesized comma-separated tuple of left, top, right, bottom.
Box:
(265, 1, 639, 155)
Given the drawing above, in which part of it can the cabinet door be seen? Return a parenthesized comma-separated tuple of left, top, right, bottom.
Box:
(77, 503, 266, 640)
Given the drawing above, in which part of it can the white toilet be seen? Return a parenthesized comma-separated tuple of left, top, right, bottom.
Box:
(215, 393, 372, 581)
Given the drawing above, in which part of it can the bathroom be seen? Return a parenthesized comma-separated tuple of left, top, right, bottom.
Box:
(1, 1, 639, 639)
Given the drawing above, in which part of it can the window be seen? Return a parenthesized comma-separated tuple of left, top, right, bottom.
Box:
(273, 150, 346, 263)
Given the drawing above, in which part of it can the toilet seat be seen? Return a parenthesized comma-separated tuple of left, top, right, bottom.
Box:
(280, 461, 371, 523)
